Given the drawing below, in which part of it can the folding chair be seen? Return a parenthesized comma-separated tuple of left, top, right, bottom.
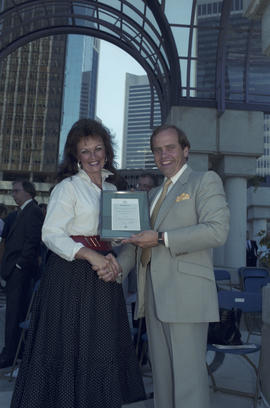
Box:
(244, 276, 270, 293)
(243, 276, 270, 341)
(9, 279, 40, 380)
(214, 269, 232, 289)
(238, 267, 269, 290)
(207, 290, 262, 404)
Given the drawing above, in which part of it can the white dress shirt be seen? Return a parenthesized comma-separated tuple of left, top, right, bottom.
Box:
(20, 198, 33, 210)
(42, 168, 116, 262)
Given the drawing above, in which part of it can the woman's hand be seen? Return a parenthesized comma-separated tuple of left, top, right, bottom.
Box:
(75, 247, 120, 282)
(93, 253, 122, 282)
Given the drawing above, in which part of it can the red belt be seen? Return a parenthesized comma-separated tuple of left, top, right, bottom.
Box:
(71, 235, 112, 252)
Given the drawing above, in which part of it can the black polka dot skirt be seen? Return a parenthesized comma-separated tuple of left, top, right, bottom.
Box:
(10, 253, 146, 408)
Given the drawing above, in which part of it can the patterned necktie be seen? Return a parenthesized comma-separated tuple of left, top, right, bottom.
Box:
(141, 178, 172, 266)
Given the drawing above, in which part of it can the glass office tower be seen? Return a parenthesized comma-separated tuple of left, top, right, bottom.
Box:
(0, 33, 66, 181)
(122, 74, 161, 169)
(59, 35, 100, 160)
(0, 1, 99, 180)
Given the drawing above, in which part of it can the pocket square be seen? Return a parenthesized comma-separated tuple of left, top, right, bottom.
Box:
(176, 193, 190, 202)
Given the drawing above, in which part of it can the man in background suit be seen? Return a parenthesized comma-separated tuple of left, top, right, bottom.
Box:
(246, 232, 258, 267)
(117, 125, 230, 408)
(0, 180, 43, 368)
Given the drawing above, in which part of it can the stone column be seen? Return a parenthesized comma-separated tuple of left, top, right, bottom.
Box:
(224, 177, 247, 268)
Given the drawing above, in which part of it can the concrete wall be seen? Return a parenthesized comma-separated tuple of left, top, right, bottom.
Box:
(167, 106, 264, 167)
(166, 105, 265, 270)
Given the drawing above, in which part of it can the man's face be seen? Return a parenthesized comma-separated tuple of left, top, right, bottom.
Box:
(152, 129, 189, 178)
(12, 182, 31, 206)
(137, 176, 154, 192)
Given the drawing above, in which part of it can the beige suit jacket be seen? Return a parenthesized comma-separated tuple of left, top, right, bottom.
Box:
(117, 166, 230, 323)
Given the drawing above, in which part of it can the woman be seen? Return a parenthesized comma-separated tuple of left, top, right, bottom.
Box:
(11, 119, 145, 408)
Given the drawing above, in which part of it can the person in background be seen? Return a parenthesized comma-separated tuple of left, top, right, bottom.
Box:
(37, 203, 47, 277)
(246, 231, 258, 267)
(0, 180, 43, 369)
(117, 124, 230, 408)
(10, 119, 145, 408)
(0, 204, 8, 287)
(136, 173, 157, 192)
(0, 204, 7, 240)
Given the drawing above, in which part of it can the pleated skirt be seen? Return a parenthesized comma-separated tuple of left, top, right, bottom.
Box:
(10, 252, 146, 408)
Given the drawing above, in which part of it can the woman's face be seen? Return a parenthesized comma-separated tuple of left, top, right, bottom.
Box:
(77, 136, 106, 179)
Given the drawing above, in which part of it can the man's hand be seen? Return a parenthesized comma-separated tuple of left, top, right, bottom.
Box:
(92, 253, 122, 282)
(122, 230, 158, 248)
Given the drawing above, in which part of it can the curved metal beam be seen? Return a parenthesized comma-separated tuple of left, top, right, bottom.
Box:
(145, 0, 181, 106)
(0, 0, 181, 121)
(215, 0, 232, 115)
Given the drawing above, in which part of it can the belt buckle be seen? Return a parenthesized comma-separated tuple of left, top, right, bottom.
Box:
(85, 237, 97, 248)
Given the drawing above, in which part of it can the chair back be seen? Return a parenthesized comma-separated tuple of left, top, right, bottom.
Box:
(214, 269, 231, 281)
(218, 290, 262, 313)
(244, 276, 270, 292)
(239, 267, 268, 280)
(238, 267, 269, 289)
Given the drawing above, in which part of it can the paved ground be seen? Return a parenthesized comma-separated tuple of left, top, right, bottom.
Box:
(0, 337, 266, 408)
(0, 298, 268, 408)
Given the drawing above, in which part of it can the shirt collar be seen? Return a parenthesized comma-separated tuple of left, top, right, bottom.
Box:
(78, 168, 114, 184)
(167, 163, 188, 185)
(20, 198, 33, 210)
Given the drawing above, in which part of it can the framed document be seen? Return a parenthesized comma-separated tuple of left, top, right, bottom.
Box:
(100, 191, 150, 240)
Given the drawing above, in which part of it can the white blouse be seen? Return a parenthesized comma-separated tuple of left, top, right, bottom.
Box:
(42, 168, 116, 261)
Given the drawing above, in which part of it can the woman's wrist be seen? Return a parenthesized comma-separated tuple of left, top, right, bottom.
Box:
(75, 246, 95, 261)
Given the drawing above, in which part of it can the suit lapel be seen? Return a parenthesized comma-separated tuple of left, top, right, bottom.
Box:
(7, 201, 33, 238)
(154, 166, 192, 229)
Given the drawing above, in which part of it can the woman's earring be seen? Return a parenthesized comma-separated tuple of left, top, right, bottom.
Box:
(77, 161, 82, 170)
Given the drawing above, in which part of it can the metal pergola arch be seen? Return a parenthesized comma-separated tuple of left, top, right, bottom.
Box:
(0, 0, 181, 122)
(1, 0, 270, 117)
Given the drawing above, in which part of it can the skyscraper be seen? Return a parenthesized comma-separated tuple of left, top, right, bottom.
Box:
(0, 34, 66, 182)
(0, 1, 100, 182)
(59, 35, 100, 159)
(122, 73, 161, 169)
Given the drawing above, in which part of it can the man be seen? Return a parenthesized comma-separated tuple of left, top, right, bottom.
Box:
(136, 173, 156, 192)
(246, 232, 258, 267)
(117, 124, 230, 408)
(0, 180, 44, 368)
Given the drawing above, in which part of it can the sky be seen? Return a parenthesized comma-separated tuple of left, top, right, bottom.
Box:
(96, 40, 146, 168)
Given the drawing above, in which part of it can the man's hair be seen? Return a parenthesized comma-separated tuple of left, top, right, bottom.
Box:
(138, 173, 157, 187)
(150, 124, 191, 152)
(13, 179, 36, 198)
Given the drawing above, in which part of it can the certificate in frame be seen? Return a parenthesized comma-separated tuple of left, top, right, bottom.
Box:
(100, 191, 150, 240)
